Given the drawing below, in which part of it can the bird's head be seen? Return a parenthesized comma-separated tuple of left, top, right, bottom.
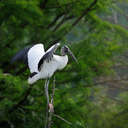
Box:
(61, 45, 78, 63)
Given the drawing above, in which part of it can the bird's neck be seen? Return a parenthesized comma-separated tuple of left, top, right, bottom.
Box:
(58, 55, 68, 70)
(61, 55, 68, 60)
(61, 55, 68, 62)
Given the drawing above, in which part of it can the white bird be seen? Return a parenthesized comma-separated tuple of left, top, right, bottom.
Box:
(11, 43, 77, 84)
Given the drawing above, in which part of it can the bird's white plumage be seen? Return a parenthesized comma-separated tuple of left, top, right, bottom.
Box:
(28, 44, 45, 73)
(11, 43, 72, 84)
(39, 55, 68, 78)
(28, 52, 68, 84)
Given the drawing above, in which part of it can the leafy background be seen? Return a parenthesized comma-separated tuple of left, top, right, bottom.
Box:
(0, 0, 128, 128)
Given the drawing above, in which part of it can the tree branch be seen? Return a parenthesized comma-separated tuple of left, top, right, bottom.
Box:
(53, 114, 72, 125)
(71, 0, 98, 27)
(47, 13, 65, 29)
(51, 0, 98, 44)
(53, 15, 74, 32)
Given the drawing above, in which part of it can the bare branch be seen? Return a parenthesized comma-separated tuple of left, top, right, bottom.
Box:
(72, 0, 98, 27)
(53, 114, 72, 125)
(47, 13, 65, 29)
(53, 15, 74, 32)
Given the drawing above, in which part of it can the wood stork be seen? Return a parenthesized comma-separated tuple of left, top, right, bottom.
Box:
(11, 43, 77, 84)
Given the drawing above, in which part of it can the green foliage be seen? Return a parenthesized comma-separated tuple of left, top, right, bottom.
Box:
(0, 0, 128, 128)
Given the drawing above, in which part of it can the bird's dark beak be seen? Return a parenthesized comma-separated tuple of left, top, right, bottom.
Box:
(68, 49, 78, 63)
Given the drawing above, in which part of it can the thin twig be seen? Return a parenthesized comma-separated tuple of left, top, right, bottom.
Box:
(52, 15, 74, 32)
(47, 13, 65, 29)
(52, 15, 67, 32)
(53, 114, 72, 125)
(71, 0, 98, 27)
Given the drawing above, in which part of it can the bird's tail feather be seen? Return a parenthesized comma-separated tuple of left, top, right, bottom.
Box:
(28, 73, 40, 84)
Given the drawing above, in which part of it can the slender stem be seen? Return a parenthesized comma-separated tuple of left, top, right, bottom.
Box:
(53, 114, 72, 125)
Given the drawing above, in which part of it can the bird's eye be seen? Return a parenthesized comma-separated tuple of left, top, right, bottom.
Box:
(65, 48, 69, 52)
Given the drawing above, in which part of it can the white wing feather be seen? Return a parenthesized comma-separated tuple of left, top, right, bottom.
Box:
(46, 43, 60, 53)
(28, 44, 45, 73)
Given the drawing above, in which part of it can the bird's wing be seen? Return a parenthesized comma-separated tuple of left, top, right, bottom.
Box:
(27, 44, 45, 73)
(38, 43, 60, 71)
(11, 45, 33, 65)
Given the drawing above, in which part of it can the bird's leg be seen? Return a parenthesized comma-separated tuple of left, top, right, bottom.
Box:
(44, 78, 50, 128)
(47, 76, 56, 128)
(45, 78, 50, 105)
(49, 76, 55, 112)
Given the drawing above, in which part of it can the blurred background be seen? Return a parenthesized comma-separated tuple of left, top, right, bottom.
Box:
(0, 0, 128, 128)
